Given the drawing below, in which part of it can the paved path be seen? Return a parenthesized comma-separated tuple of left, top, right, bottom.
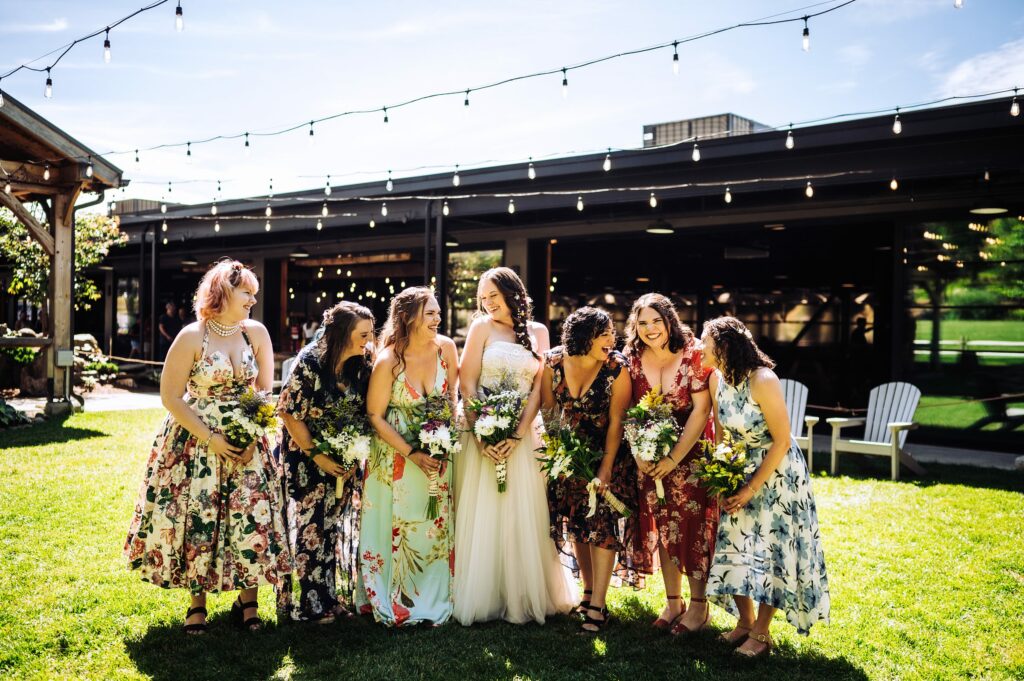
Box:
(9, 391, 162, 417)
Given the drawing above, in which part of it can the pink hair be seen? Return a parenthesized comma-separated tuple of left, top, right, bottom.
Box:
(193, 259, 259, 321)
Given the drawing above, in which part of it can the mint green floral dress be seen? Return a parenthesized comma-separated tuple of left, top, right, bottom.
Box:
(357, 350, 454, 627)
(706, 373, 830, 634)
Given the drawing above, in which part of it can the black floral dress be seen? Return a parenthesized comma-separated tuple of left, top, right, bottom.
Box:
(546, 347, 637, 561)
(275, 344, 368, 622)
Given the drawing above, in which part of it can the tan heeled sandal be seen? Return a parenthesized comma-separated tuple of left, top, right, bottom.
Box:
(735, 632, 773, 658)
(718, 623, 751, 646)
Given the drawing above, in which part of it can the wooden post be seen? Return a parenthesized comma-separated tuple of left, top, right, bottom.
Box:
(48, 192, 73, 413)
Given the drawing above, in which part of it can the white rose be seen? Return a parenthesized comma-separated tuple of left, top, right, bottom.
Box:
(253, 500, 272, 525)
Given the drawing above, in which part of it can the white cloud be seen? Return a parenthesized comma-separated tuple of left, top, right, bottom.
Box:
(0, 18, 69, 33)
(939, 37, 1024, 96)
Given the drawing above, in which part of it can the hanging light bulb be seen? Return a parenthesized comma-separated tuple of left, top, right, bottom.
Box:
(464, 90, 470, 107)
(324, 175, 331, 196)
(109, 198, 116, 213)
(383, 106, 389, 124)
(672, 41, 679, 75)
(892, 108, 902, 135)
(243, 132, 251, 156)
(162, 237, 168, 245)
(316, 219, 323, 231)
(802, 17, 810, 52)
(265, 220, 271, 232)
(381, 202, 388, 217)
(103, 29, 111, 63)
(649, 192, 657, 208)
(43, 164, 50, 181)
(508, 198, 516, 214)
(134, 149, 140, 163)
(785, 125, 795, 149)
(175, 2, 184, 32)
(213, 221, 220, 233)
(724, 187, 732, 204)
(161, 220, 168, 232)
(1011, 89, 1020, 117)
(185, 142, 192, 164)
(85, 156, 94, 178)
(452, 165, 460, 187)
(983, 169, 990, 182)
(576, 196, 584, 211)
(369, 218, 376, 228)
(890, 177, 899, 191)
(561, 68, 569, 99)
(44, 68, 53, 98)
(0, 81, 4, 108)
(602, 150, 612, 172)
(805, 181, 814, 198)
(211, 201, 218, 216)
(4, 179, 11, 194)
(160, 199, 167, 214)
(265, 202, 272, 217)
(321, 202, 328, 217)
(386, 170, 393, 192)
(527, 159, 536, 180)
(691, 141, 701, 162)
(442, 200, 450, 216)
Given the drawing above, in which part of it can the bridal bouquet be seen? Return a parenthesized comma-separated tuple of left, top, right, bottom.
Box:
(624, 388, 679, 505)
(219, 388, 277, 450)
(466, 376, 526, 493)
(694, 430, 755, 498)
(537, 411, 631, 518)
(309, 394, 372, 498)
(413, 393, 461, 519)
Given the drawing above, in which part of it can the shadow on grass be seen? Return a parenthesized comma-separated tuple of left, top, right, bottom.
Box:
(2, 414, 108, 448)
(817, 456, 1024, 494)
(125, 610, 870, 681)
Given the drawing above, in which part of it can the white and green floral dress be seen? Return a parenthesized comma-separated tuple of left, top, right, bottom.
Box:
(706, 373, 830, 634)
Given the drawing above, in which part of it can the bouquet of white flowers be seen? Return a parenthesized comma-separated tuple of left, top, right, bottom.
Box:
(309, 393, 372, 498)
(413, 394, 461, 519)
(694, 430, 755, 498)
(219, 388, 277, 450)
(624, 388, 679, 505)
(467, 376, 526, 493)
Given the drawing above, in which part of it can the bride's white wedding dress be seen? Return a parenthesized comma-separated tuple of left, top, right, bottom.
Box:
(453, 341, 578, 625)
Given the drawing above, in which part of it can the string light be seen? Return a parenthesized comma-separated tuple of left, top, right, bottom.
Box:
(890, 177, 899, 191)
(383, 106, 389, 124)
(213, 220, 220, 232)
(983, 169, 990, 181)
(264, 202, 272, 217)
(561, 68, 568, 99)
(161, 220, 168, 232)
(802, 17, 810, 52)
(602, 150, 612, 172)
(103, 29, 111, 64)
(211, 200, 217, 215)
(691, 141, 700, 162)
(672, 41, 679, 75)
(4, 179, 10, 194)
(43, 164, 50, 181)
(369, 217, 375, 228)
(134, 149, 139, 163)
(185, 142, 192, 163)
(508, 198, 515, 214)
(316, 219, 323, 231)
(527, 159, 536, 180)
(386, 170, 393, 192)
(724, 187, 733, 203)
(321, 202, 328, 217)
(85, 156, 94, 178)
(324, 175, 331, 196)
(381, 202, 388, 217)
(442, 200, 450, 216)
(464, 90, 470, 107)
(244, 132, 251, 156)
(162, 237, 168, 245)
(649, 192, 657, 208)
(308, 121, 315, 144)
(576, 196, 584, 211)
(1011, 88, 1020, 117)
(805, 180, 814, 198)
(785, 125, 795, 149)
(264, 220, 271, 232)
(452, 165, 461, 187)
(44, 68, 52, 98)
(175, 2, 184, 32)
(892, 108, 902, 134)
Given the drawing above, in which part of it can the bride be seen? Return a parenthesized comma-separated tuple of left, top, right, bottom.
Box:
(453, 267, 578, 624)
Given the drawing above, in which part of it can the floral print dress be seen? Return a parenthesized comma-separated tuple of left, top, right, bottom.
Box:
(125, 327, 291, 594)
(626, 342, 718, 581)
(357, 350, 454, 627)
(706, 373, 831, 634)
(546, 348, 637, 560)
(275, 344, 366, 622)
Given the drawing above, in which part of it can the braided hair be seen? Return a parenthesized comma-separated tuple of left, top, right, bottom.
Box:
(701, 316, 775, 386)
(476, 267, 538, 358)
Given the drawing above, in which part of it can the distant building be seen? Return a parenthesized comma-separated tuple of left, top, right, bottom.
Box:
(643, 113, 769, 147)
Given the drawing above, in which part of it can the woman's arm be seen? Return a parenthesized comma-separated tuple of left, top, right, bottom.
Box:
(514, 323, 550, 439)
(708, 372, 723, 445)
(598, 367, 632, 488)
(651, 389, 711, 480)
(458, 318, 488, 417)
(440, 336, 460, 407)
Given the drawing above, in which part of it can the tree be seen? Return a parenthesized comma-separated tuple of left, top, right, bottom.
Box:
(0, 208, 127, 311)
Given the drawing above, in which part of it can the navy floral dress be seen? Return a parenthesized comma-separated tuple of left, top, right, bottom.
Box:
(275, 344, 368, 622)
(706, 372, 830, 634)
(546, 348, 637, 562)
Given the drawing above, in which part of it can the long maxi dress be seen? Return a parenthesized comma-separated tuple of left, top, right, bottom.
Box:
(626, 341, 718, 582)
(357, 349, 454, 626)
(706, 372, 831, 634)
(453, 341, 578, 625)
(125, 326, 292, 593)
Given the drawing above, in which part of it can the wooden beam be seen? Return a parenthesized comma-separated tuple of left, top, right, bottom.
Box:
(51, 191, 73, 400)
(0, 337, 52, 347)
(0, 189, 54, 255)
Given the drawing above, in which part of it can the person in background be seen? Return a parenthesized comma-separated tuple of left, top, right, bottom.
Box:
(158, 302, 181, 361)
(302, 317, 320, 344)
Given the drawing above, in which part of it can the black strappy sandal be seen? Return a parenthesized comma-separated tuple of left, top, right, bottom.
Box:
(182, 606, 208, 635)
(574, 589, 593, 617)
(579, 606, 610, 634)
(231, 597, 262, 632)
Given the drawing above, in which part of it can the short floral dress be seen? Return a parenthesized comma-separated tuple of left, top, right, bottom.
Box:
(357, 350, 454, 627)
(626, 343, 718, 581)
(706, 373, 830, 634)
(125, 326, 291, 594)
(546, 348, 637, 559)
(275, 344, 368, 622)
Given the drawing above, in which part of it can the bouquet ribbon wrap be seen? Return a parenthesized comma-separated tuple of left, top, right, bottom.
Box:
(585, 477, 632, 518)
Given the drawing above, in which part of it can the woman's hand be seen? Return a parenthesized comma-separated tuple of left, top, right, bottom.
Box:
(313, 453, 347, 477)
(596, 461, 614, 494)
(635, 458, 654, 476)
(479, 440, 501, 463)
(237, 441, 257, 465)
(207, 433, 242, 462)
(492, 438, 517, 461)
(650, 457, 679, 481)
(409, 450, 441, 475)
(722, 485, 755, 514)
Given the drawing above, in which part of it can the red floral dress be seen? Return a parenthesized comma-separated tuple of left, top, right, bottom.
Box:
(626, 342, 718, 580)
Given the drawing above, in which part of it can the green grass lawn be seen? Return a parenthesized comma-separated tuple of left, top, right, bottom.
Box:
(915, 319, 1024, 344)
(2, 410, 1023, 681)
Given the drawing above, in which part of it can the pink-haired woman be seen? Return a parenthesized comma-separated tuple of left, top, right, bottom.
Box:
(125, 259, 291, 634)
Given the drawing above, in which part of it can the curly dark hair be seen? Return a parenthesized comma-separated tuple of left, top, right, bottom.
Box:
(624, 293, 693, 357)
(701, 316, 775, 386)
(319, 301, 375, 398)
(561, 307, 612, 356)
(476, 266, 538, 358)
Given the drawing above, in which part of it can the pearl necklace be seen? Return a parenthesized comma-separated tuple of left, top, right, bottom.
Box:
(208, 318, 241, 337)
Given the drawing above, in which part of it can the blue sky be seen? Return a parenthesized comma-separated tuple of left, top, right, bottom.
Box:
(2, 0, 1023, 205)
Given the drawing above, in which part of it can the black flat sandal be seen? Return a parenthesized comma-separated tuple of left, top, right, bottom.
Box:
(231, 598, 262, 632)
(574, 589, 593, 617)
(579, 606, 610, 634)
(182, 606, 208, 635)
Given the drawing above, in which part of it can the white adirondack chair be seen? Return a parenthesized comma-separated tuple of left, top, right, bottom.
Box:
(828, 381, 925, 481)
(779, 379, 820, 472)
(280, 356, 298, 385)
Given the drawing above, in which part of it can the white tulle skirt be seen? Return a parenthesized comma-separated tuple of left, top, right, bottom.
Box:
(452, 424, 579, 625)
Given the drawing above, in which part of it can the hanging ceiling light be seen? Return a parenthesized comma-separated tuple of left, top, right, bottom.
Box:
(646, 219, 674, 235)
(103, 29, 112, 63)
(672, 41, 679, 75)
(805, 181, 814, 198)
(892, 108, 903, 134)
(527, 160, 536, 180)
(802, 17, 810, 52)
(890, 177, 899, 191)
(175, 2, 184, 31)
(649, 192, 657, 208)
(602, 150, 612, 172)
(1011, 88, 1020, 117)
(452, 165, 460, 187)
(561, 68, 569, 99)
(576, 196, 584, 211)
(290, 246, 310, 259)
(724, 187, 732, 204)
(785, 126, 795, 149)
(386, 170, 394, 192)
(508, 198, 516, 214)
(442, 200, 450, 216)
(691, 141, 700, 162)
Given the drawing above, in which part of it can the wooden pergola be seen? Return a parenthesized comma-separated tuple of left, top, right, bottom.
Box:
(0, 92, 123, 414)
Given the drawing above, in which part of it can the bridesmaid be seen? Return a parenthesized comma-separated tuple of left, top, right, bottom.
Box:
(125, 259, 291, 634)
(700, 316, 830, 657)
(624, 294, 718, 635)
(541, 306, 635, 634)
(276, 301, 375, 623)
(358, 287, 459, 627)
